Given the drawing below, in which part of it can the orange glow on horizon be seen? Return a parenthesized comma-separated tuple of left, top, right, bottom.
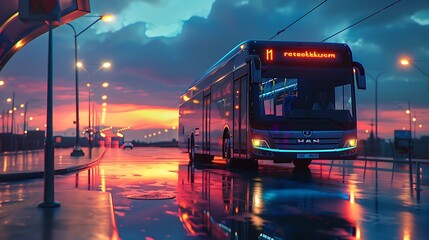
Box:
(357, 107, 429, 139)
(19, 102, 179, 138)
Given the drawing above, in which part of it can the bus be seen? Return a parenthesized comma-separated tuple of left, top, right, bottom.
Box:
(179, 40, 366, 168)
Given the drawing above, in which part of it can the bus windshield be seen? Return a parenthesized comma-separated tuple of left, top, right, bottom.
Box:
(251, 67, 355, 131)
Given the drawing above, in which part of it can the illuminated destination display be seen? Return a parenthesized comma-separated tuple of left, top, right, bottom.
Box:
(262, 48, 342, 64)
(283, 51, 336, 59)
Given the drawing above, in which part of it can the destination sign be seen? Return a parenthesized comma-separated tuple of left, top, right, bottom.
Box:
(261, 47, 345, 65)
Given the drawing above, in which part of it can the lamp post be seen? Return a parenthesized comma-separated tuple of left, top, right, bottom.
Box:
(21, 100, 30, 134)
(87, 82, 92, 150)
(400, 58, 429, 91)
(367, 72, 384, 140)
(68, 14, 114, 157)
(405, 102, 413, 167)
(82, 63, 111, 151)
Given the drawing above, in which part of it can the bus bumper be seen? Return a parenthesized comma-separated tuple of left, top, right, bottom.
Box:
(251, 147, 357, 162)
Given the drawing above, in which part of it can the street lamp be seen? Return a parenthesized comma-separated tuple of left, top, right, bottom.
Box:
(405, 102, 413, 165)
(68, 14, 113, 157)
(367, 72, 384, 140)
(82, 62, 111, 150)
(20, 100, 30, 134)
(86, 82, 92, 150)
(399, 57, 429, 91)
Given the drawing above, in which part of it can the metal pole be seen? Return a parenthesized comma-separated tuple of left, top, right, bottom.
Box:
(67, 18, 104, 156)
(10, 92, 15, 151)
(416, 162, 421, 191)
(69, 24, 84, 156)
(88, 84, 92, 152)
(407, 101, 413, 192)
(23, 100, 29, 134)
(1, 109, 4, 133)
(375, 75, 378, 140)
(11, 92, 15, 134)
(413, 113, 417, 139)
(39, 21, 60, 208)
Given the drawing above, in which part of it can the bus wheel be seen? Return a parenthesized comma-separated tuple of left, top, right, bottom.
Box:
(293, 159, 312, 168)
(223, 136, 233, 166)
(189, 135, 195, 164)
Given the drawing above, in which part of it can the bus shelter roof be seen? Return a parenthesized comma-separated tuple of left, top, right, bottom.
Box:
(0, 0, 90, 71)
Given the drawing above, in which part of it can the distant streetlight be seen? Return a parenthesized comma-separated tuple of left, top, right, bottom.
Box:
(400, 59, 410, 66)
(87, 82, 93, 150)
(405, 101, 413, 166)
(399, 57, 429, 91)
(67, 14, 114, 157)
(83, 64, 111, 150)
(21, 100, 31, 134)
(0, 80, 4, 86)
(102, 62, 111, 69)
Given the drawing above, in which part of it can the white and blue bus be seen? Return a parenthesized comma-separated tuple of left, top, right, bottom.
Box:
(179, 40, 366, 168)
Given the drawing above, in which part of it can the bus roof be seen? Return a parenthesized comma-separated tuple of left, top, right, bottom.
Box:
(182, 40, 353, 97)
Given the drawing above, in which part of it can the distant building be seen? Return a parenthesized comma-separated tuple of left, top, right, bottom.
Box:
(0, 130, 45, 152)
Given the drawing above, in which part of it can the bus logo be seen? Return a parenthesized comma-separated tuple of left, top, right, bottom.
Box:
(298, 139, 320, 144)
(303, 131, 312, 137)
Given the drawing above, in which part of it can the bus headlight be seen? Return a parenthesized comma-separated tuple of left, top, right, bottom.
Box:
(252, 139, 270, 148)
(344, 139, 357, 148)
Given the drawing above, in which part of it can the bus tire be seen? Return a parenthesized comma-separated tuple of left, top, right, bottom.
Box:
(293, 159, 312, 168)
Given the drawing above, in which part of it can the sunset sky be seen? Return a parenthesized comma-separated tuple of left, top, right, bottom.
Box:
(0, 0, 428, 141)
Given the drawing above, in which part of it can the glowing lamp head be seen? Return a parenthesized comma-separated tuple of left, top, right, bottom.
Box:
(101, 14, 115, 22)
(102, 62, 111, 69)
(400, 58, 410, 66)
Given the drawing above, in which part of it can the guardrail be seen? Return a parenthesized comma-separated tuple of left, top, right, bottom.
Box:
(312, 156, 427, 194)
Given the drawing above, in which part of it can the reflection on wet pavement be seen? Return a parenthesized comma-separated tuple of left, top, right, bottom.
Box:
(1, 147, 428, 240)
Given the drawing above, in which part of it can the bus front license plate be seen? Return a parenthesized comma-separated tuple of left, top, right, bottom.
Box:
(297, 153, 319, 159)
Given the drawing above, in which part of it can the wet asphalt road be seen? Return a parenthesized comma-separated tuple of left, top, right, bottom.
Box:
(2, 147, 429, 239)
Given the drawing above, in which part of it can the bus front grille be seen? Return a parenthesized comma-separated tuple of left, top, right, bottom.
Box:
(269, 131, 343, 150)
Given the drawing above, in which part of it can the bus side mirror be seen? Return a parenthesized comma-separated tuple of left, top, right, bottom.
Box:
(246, 55, 261, 83)
(353, 61, 366, 90)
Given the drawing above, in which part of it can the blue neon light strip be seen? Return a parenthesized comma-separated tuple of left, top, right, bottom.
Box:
(259, 83, 297, 99)
(253, 146, 356, 153)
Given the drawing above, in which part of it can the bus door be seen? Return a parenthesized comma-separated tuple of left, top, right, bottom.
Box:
(233, 74, 248, 159)
(202, 90, 210, 154)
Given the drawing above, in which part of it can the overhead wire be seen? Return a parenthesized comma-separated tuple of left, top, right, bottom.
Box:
(269, 0, 328, 40)
(321, 0, 402, 42)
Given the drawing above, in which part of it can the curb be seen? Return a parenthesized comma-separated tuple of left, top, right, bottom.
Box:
(0, 148, 107, 182)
